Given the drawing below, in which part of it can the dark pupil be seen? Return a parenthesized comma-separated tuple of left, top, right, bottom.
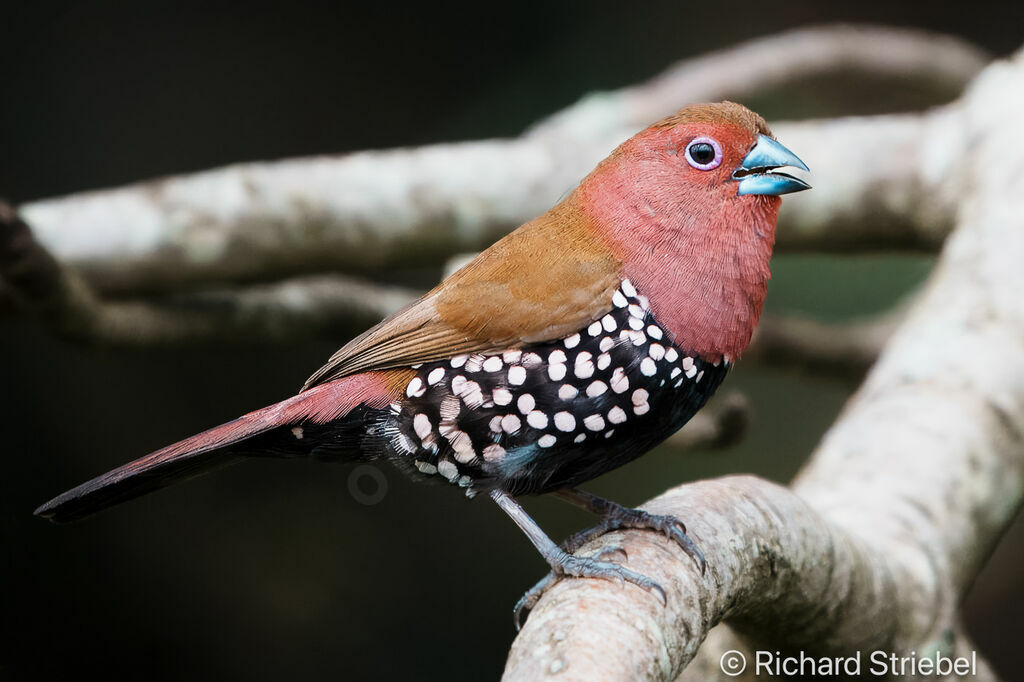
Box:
(689, 143, 715, 165)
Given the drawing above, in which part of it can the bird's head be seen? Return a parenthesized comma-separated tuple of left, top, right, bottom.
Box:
(574, 101, 810, 362)
(582, 101, 808, 222)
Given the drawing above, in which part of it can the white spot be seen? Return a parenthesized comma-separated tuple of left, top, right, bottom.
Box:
(633, 402, 650, 416)
(564, 334, 581, 349)
(548, 363, 567, 381)
(517, 393, 536, 414)
(628, 316, 644, 331)
(632, 390, 649, 406)
(696, 370, 704, 383)
(631, 331, 647, 347)
(647, 325, 663, 340)
(459, 380, 484, 407)
(410, 364, 422, 369)
(621, 279, 637, 297)
(575, 359, 595, 379)
(612, 290, 627, 308)
(558, 384, 578, 400)
(670, 367, 682, 379)
(483, 444, 506, 462)
(503, 349, 522, 364)
(508, 366, 527, 385)
(619, 329, 632, 342)
(648, 343, 665, 361)
(584, 414, 605, 431)
(686, 364, 698, 378)
(493, 387, 513, 405)
(406, 377, 425, 398)
(549, 349, 567, 364)
(482, 356, 503, 373)
(640, 358, 657, 376)
(597, 352, 611, 370)
(628, 304, 644, 319)
(437, 460, 459, 481)
(538, 434, 557, 448)
(599, 336, 615, 352)
(605, 430, 615, 438)
(501, 414, 522, 433)
(450, 375, 467, 395)
(527, 411, 549, 429)
(415, 461, 438, 475)
(608, 406, 627, 424)
(458, 475, 473, 488)
(637, 295, 650, 310)
(414, 414, 432, 440)
(488, 415, 503, 433)
(439, 395, 460, 421)
(610, 368, 629, 393)
(465, 355, 483, 372)
(665, 347, 679, 362)
(450, 354, 468, 368)
(587, 321, 602, 336)
(522, 353, 542, 367)
(586, 380, 608, 397)
(427, 367, 445, 385)
(574, 433, 587, 443)
(554, 412, 576, 431)
(682, 356, 695, 371)
(601, 314, 617, 332)
(291, 427, 304, 439)
(449, 431, 476, 464)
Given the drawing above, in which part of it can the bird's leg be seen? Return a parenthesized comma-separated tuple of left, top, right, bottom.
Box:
(552, 488, 707, 573)
(490, 489, 665, 630)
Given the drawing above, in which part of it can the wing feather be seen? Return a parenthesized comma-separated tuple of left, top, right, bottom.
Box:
(302, 197, 622, 390)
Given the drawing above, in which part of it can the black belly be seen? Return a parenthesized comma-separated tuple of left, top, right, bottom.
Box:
(377, 285, 730, 497)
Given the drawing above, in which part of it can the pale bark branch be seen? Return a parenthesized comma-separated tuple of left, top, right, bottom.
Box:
(12, 25, 987, 296)
(502, 45, 1024, 682)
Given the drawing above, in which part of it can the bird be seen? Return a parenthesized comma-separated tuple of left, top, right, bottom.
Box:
(35, 101, 809, 627)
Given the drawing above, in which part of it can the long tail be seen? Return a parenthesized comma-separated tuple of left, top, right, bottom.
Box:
(35, 372, 408, 523)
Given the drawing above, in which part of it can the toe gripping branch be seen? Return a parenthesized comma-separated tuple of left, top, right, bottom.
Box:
(490, 488, 706, 630)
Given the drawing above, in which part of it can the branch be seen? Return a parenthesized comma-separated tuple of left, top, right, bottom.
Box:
(0, 204, 416, 345)
(745, 299, 912, 381)
(666, 393, 748, 451)
(15, 25, 988, 296)
(503, 45, 1024, 682)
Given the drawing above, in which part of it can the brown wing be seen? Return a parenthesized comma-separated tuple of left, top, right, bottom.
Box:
(302, 198, 622, 390)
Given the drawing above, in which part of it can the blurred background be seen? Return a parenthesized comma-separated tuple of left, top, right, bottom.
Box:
(2, 2, 1022, 680)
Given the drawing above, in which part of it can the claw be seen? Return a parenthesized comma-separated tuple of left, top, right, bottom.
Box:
(513, 547, 665, 631)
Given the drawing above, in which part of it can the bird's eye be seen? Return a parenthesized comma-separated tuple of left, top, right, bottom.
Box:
(685, 137, 722, 170)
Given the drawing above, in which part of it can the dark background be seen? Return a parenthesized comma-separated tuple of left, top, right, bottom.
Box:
(3, 2, 1022, 681)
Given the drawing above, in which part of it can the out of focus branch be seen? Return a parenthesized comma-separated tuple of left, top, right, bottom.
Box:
(534, 24, 990, 138)
(746, 299, 912, 381)
(666, 393, 749, 451)
(0, 204, 416, 345)
(14, 25, 988, 296)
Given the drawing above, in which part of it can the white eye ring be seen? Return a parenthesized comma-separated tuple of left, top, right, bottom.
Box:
(685, 136, 722, 170)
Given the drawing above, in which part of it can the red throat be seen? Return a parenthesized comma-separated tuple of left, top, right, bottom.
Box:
(578, 145, 780, 363)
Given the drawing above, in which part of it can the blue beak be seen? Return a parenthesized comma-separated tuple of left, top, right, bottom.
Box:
(734, 135, 811, 196)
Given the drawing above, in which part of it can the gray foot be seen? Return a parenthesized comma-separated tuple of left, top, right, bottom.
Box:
(561, 507, 707, 574)
(513, 546, 665, 631)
